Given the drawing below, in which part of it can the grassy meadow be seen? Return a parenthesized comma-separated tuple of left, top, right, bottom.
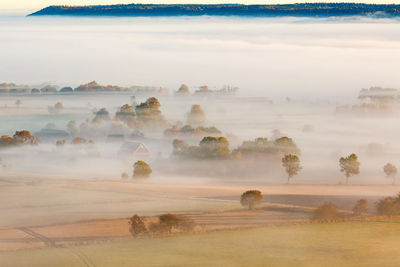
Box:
(2, 220, 400, 267)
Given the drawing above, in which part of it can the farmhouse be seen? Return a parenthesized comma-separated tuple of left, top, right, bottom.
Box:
(118, 141, 150, 158)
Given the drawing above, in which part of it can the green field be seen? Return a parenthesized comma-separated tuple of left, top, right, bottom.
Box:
(2, 220, 400, 267)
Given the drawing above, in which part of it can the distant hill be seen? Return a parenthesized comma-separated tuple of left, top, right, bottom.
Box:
(28, 3, 400, 17)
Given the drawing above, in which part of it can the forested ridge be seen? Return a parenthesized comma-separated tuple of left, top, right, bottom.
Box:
(29, 3, 400, 17)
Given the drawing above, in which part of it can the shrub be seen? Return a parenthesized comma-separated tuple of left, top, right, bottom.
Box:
(312, 202, 344, 222)
(56, 139, 66, 146)
(129, 214, 147, 237)
(352, 199, 368, 216)
(240, 190, 263, 210)
(133, 160, 152, 178)
(149, 214, 194, 235)
(376, 197, 399, 218)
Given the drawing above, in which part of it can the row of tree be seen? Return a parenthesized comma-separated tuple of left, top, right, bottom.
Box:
(312, 193, 400, 221)
(240, 190, 400, 221)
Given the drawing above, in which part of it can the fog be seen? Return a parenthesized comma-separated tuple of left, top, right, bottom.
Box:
(1, 13, 400, 187)
(2, 15, 400, 99)
(0, 90, 400, 185)
(2, 14, 400, 265)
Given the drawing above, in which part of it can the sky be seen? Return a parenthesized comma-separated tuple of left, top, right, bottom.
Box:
(0, 0, 398, 10)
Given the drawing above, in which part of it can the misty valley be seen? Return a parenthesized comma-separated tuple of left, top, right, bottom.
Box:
(1, 10, 400, 267)
(0, 81, 399, 184)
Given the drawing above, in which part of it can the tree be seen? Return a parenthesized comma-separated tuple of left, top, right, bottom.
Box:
(54, 102, 64, 110)
(187, 104, 206, 126)
(240, 190, 263, 210)
(339, 153, 360, 184)
(155, 213, 194, 234)
(384, 163, 397, 185)
(0, 130, 38, 147)
(376, 197, 399, 218)
(56, 139, 66, 147)
(199, 136, 230, 159)
(129, 214, 147, 237)
(352, 199, 368, 216)
(94, 108, 111, 121)
(176, 84, 190, 95)
(312, 202, 343, 222)
(281, 154, 302, 183)
(135, 97, 166, 128)
(172, 139, 189, 156)
(60, 86, 73, 93)
(158, 213, 181, 233)
(133, 160, 152, 178)
(274, 136, 301, 155)
(13, 130, 38, 145)
(115, 104, 135, 123)
(48, 102, 64, 114)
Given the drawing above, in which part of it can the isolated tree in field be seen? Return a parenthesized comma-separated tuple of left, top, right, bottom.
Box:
(187, 104, 206, 126)
(129, 214, 147, 237)
(376, 197, 399, 218)
(352, 199, 368, 216)
(15, 99, 21, 108)
(176, 84, 190, 95)
(282, 154, 302, 183)
(384, 163, 397, 185)
(54, 102, 64, 110)
(94, 107, 111, 121)
(133, 160, 152, 178)
(240, 190, 263, 210)
(339, 153, 360, 184)
(48, 102, 64, 114)
(312, 202, 342, 222)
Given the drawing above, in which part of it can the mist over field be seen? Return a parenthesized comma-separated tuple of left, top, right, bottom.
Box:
(1, 12, 400, 266)
(1, 16, 400, 99)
